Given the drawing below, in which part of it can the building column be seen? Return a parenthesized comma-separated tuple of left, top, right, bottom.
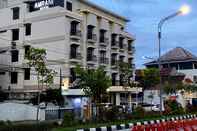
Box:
(193, 63, 195, 69)
(128, 93, 132, 109)
(115, 93, 120, 105)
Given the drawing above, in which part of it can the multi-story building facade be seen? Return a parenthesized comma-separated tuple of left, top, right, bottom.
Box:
(0, 0, 136, 106)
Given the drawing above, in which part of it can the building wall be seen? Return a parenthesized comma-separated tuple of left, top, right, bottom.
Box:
(0, 0, 135, 97)
(178, 69, 197, 82)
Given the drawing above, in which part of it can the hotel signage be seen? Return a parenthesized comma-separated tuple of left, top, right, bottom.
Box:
(28, 0, 64, 12)
(34, 0, 54, 10)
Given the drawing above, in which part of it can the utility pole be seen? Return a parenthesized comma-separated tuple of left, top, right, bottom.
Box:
(58, 68, 62, 119)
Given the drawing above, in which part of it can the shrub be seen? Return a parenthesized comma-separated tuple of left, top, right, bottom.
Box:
(63, 112, 76, 126)
(132, 106, 145, 119)
(0, 122, 55, 131)
(164, 100, 185, 115)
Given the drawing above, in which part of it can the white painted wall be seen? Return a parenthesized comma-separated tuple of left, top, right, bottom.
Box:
(178, 69, 197, 81)
(0, 102, 45, 121)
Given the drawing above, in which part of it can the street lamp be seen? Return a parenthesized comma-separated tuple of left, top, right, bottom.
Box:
(158, 5, 190, 114)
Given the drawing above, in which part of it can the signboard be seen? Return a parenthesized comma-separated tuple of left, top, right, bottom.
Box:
(28, 0, 64, 12)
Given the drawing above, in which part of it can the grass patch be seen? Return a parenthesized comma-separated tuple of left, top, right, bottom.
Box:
(52, 113, 196, 131)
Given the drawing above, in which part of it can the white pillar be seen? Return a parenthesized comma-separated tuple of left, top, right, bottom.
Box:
(116, 93, 120, 105)
(128, 93, 132, 109)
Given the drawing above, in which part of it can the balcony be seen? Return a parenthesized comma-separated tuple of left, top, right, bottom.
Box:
(87, 34, 97, 43)
(100, 38, 109, 46)
(111, 60, 118, 69)
(99, 57, 109, 65)
(70, 53, 82, 63)
(111, 41, 119, 49)
(128, 46, 135, 54)
(70, 30, 81, 40)
(112, 80, 120, 86)
(87, 55, 97, 64)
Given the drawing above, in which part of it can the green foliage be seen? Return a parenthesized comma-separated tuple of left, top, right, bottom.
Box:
(164, 100, 185, 115)
(184, 84, 197, 92)
(30, 89, 64, 105)
(163, 79, 185, 95)
(132, 106, 145, 119)
(118, 62, 133, 87)
(140, 68, 160, 89)
(0, 122, 55, 131)
(27, 47, 56, 87)
(74, 65, 111, 103)
(63, 112, 76, 127)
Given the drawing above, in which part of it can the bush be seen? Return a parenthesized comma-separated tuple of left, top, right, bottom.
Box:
(0, 122, 55, 131)
(132, 106, 145, 119)
(164, 100, 185, 115)
(63, 112, 77, 126)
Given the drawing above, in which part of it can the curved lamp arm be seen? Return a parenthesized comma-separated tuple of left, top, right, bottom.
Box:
(158, 11, 182, 38)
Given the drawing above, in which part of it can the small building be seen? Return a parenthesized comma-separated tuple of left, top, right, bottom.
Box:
(145, 47, 197, 106)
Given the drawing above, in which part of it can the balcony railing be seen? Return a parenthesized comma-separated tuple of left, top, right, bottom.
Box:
(99, 57, 109, 64)
(111, 41, 119, 48)
(112, 80, 119, 86)
(87, 34, 97, 42)
(100, 38, 109, 46)
(87, 55, 97, 62)
(70, 30, 81, 37)
(111, 59, 118, 66)
(70, 53, 82, 60)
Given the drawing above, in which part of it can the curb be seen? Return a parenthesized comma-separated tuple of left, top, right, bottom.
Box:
(76, 114, 197, 131)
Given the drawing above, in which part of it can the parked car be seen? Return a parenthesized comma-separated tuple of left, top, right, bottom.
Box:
(140, 103, 160, 111)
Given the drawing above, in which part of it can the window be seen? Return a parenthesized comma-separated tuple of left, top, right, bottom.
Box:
(70, 45, 78, 59)
(66, 1, 72, 11)
(25, 23, 31, 36)
(70, 21, 78, 36)
(99, 29, 106, 43)
(111, 33, 117, 46)
(12, 7, 20, 20)
(0, 30, 7, 33)
(24, 68, 30, 80)
(0, 72, 5, 75)
(87, 48, 94, 61)
(12, 29, 19, 41)
(119, 56, 125, 62)
(70, 68, 76, 83)
(111, 54, 117, 65)
(24, 45, 30, 58)
(112, 73, 117, 86)
(11, 72, 18, 84)
(87, 25, 94, 39)
(11, 50, 19, 62)
(119, 37, 124, 49)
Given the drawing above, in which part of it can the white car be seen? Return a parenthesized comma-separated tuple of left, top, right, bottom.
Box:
(141, 104, 160, 111)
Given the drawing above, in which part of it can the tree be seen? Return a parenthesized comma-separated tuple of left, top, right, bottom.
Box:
(139, 68, 160, 89)
(30, 89, 64, 106)
(118, 62, 134, 105)
(27, 47, 56, 88)
(118, 62, 133, 87)
(74, 65, 111, 103)
(26, 47, 56, 121)
(163, 74, 185, 95)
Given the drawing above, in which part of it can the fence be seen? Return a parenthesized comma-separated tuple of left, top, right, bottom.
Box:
(45, 107, 74, 120)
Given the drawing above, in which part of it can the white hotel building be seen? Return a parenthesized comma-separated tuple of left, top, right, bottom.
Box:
(0, 0, 138, 106)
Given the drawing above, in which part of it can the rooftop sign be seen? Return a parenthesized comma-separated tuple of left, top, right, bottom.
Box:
(28, 0, 64, 12)
(34, 0, 54, 10)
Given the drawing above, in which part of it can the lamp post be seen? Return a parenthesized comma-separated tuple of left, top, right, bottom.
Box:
(158, 5, 190, 114)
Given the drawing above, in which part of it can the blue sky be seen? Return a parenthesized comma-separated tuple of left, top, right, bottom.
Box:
(88, 0, 197, 68)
